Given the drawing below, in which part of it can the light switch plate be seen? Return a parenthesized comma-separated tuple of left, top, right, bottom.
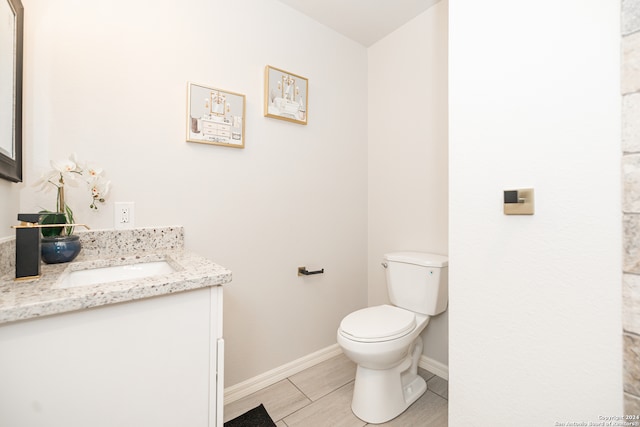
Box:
(504, 188, 534, 215)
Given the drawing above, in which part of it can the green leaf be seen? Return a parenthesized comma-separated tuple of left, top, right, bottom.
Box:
(39, 212, 67, 237)
(64, 204, 75, 235)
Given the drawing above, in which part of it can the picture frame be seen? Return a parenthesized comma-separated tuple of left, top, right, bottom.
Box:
(187, 82, 245, 149)
(0, 0, 24, 182)
(264, 65, 308, 125)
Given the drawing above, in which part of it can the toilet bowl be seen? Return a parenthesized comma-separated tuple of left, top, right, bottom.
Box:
(336, 252, 448, 424)
(337, 305, 430, 424)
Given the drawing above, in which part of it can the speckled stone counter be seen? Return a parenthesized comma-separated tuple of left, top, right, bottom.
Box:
(0, 226, 231, 325)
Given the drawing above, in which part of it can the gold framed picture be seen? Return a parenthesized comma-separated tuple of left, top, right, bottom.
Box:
(264, 65, 308, 125)
(187, 82, 246, 149)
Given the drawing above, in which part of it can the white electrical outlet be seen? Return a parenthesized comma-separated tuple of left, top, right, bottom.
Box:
(115, 202, 135, 230)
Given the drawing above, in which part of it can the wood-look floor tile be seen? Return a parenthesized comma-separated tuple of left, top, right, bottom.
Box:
(224, 379, 310, 423)
(418, 367, 436, 381)
(427, 375, 449, 400)
(288, 353, 357, 401)
(224, 357, 449, 427)
(283, 382, 366, 427)
(375, 390, 448, 427)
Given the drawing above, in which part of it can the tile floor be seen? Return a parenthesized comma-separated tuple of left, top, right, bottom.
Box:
(224, 353, 448, 426)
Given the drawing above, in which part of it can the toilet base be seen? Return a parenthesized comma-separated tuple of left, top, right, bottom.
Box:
(350, 338, 426, 424)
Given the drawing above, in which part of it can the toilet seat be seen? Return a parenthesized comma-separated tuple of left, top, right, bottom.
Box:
(339, 305, 416, 343)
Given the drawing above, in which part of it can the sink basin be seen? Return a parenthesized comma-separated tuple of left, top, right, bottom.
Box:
(57, 261, 176, 289)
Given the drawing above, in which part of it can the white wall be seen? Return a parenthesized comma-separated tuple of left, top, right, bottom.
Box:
(449, 0, 623, 424)
(368, 1, 449, 365)
(20, 0, 368, 387)
(0, 181, 20, 237)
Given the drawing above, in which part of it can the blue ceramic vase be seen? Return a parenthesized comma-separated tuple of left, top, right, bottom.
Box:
(41, 235, 81, 264)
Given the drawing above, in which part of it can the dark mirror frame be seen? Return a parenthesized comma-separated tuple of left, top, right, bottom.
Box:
(0, 0, 23, 183)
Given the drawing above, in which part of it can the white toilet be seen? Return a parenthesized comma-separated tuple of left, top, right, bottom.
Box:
(337, 251, 448, 424)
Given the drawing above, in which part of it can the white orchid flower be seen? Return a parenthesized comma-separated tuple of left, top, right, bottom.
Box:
(89, 176, 111, 209)
(50, 156, 81, 187)
(33, 169, 61, 191)
(50, 159, 75, 173)
(35, 154, 110, 231)
(91, 176, 109, 195)
(85, 163, 104, 178)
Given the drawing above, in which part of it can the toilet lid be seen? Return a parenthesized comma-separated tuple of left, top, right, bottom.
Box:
(339, 305, 416, 342)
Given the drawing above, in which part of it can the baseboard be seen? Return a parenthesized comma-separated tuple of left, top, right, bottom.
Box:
(419, 355, 449, 380)
(224, 344, 343, 405)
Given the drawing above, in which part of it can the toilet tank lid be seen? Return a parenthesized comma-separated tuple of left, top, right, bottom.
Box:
(384, 251, 448, 267)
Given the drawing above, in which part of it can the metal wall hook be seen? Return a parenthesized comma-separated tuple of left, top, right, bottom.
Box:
(381, 262, 388, 268)
(298, 266, 324, 276)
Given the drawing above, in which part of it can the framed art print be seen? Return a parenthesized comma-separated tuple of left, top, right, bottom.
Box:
(264, 65, 308, 125)
(187, 82, 246, 149)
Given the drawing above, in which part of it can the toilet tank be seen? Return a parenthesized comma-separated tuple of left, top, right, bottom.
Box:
(384, 251, 448, 316)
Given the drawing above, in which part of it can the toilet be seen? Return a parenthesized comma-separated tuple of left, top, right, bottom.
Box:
(337, 251, 448, 424)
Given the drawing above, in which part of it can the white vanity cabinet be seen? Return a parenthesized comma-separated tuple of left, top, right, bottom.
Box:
(0, 286, 224, 427)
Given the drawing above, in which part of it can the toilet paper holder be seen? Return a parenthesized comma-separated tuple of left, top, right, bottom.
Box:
(298, 266, 324, 276)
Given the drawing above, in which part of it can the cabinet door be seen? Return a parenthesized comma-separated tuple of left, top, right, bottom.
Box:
(0, 288, 215, 427)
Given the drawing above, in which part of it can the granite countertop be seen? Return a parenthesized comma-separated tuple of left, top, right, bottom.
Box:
(0, 226, 232, 325)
